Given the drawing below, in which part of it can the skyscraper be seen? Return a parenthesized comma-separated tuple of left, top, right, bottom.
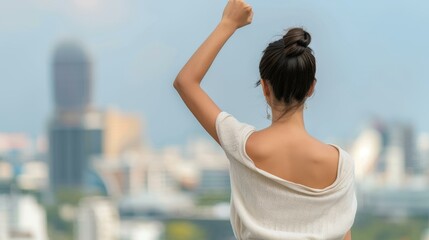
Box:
(48, 42, 103, 191)
(53, 42, 93, 113)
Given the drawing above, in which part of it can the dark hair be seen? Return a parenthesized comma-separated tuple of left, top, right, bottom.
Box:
(257, 27, 316, 115)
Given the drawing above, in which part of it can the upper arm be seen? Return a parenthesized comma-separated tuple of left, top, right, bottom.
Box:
(343, 230, 351, 240)
(245, 132, 266, 164)
(174, 81, 221, 144)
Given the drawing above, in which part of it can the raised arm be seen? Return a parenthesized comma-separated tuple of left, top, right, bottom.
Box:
(173, 0, 253, 144)
(344, 230, 352, 240)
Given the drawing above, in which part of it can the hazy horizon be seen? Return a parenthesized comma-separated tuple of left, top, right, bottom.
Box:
(1, 0, 429, 148)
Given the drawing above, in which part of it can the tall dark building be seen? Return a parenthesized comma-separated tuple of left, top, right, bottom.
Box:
(53, 42, 93, 113)
(377, 122, 418, 177)
(48, 42, 103, 191)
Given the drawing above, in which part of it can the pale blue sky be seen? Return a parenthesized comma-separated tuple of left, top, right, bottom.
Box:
(1, 0, 429, 148)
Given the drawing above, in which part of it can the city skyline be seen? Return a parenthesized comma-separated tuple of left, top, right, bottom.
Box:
(1, 0, 429, 149)
(2, 1, 429, 239)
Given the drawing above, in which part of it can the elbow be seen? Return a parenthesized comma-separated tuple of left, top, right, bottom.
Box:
(173, 70, 181, 90)
(173, 73, 197, 91)
(173, 70, 187, 91)
(173, 78, 179, 90)
(173, 76, 183, 91)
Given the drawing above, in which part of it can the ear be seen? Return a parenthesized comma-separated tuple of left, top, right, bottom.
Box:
(261, 79, 271, 102)
(306, 79, 317, 97)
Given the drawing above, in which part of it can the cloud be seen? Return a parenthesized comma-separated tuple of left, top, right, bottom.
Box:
(0, 0, 134, 31)
(65, 0, 133, 28)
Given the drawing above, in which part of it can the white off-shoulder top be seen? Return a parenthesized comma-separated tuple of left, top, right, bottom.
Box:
(215, 112, 357, 240)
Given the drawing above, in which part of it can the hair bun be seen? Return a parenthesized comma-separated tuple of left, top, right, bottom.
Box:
(297, 31, 311, 48)
(282, 28, 312, 56)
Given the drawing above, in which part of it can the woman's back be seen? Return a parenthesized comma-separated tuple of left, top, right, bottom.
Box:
(246, 125, 340, 189)
(216, 112, 356, 240)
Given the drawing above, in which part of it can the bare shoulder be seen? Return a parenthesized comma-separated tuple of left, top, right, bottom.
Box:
(316, 141, 340, 161)
(308, 140, 341, 182)
(245, 129, 271, 162)
(246, 129, 338, 161)
(307, 140, 341, 168)
(245, 127, 306, 161)
(245, 130, 341, 188)
(245, 128, 315, 161)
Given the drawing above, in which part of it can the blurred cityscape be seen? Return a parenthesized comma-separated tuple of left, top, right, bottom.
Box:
(1, 41, 429, 240)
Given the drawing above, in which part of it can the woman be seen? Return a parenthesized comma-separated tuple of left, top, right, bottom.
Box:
(173, 0, 357, 239)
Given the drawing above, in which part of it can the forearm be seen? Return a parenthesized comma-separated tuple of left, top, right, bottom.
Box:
(174, 21, 236, 87)
(172, 0, 252, 143)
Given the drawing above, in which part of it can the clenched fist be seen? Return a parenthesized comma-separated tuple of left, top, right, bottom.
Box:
(221, 0, 253, 29)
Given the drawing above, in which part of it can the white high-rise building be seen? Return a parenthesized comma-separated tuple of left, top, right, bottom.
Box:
(417, 133, 429, 172)
(76, 197, 119, 240)
(384, 146, 406, 188)
(0, 195, 48, 240)
(350, 127, 383, 180)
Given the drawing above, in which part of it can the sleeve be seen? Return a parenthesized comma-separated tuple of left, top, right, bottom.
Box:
(215, 111, 256, 167)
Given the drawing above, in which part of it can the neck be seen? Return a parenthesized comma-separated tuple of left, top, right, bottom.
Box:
(270, 105, 306, 129)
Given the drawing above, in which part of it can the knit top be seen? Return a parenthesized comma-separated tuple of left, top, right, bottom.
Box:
(215, 112, 357, 240)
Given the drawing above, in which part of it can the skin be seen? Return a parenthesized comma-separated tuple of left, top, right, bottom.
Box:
(173, 0, 352, 239)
